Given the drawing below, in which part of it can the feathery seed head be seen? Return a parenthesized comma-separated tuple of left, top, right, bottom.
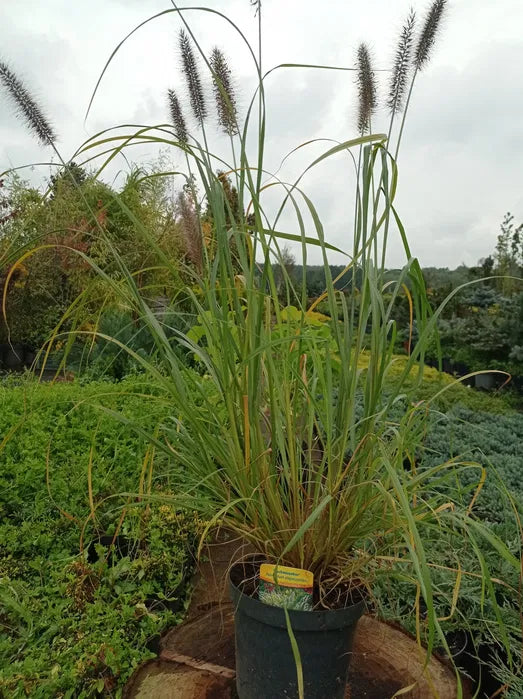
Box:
(414, 0, 447, 71)
(176, 189, 202, 273)
(210, 47, 238, 136)
(179, 29, 207, 123)
(356, 44, 377, 134)
(0, 61, 56, 146)
(388, 9, 416, 115)
(167, 89, 188, 143)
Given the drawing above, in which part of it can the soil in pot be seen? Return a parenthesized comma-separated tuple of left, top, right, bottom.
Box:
(229, 557, 365, 699)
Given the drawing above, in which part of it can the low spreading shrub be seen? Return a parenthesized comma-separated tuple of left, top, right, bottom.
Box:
(0, 377, 204, 697)
(376, 404, 523, 695)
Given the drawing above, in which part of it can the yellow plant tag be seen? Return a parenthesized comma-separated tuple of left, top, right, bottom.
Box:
(259, 564, 314, 611)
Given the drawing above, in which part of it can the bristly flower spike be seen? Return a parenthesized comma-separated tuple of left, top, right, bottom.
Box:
(209, 47, 238, 136)
(388, 9, 416, 116)
(393, 1, 447, 157)
(176, 190, 202, 273)
(356, 44, 377, 134)
(414, 0, 447, 71)
(167, 89, 188, 143)
(179, 29, 207, 124)
(0, 61, 56, 146)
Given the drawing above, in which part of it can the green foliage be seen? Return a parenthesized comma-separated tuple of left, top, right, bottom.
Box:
(382, 354, 516, 414)
(0, 377, 159, 520)
(418, 213, 523, 379)
(495, 212, 523, 295)
(67, 307, 194, 381)
(33, 11, 519, 696)
(375, 405, 523, 688)
(75, 309, 157, 380)
(1, 171, 110, 347)
(2, 3, 521, 695)
(0, 377, 203, 697)
(0, 163, 185, 350)
(1, 373, 520, 694)
(429, 286, 523, 379)
(423, 407, 523, 516)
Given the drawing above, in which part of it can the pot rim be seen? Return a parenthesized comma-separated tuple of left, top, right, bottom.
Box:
(229, 564, 366, 632)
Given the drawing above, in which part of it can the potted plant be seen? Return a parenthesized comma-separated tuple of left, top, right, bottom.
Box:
(2, 1, 520, 697)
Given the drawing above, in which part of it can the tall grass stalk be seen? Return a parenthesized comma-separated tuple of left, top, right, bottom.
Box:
(3, 2, 521, 694)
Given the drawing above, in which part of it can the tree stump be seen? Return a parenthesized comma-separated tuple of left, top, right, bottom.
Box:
(125, 536, 470, 698)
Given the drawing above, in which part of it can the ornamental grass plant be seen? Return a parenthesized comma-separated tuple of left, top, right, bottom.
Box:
(2, 2, 521, 694)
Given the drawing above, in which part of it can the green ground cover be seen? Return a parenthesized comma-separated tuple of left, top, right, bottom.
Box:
(0, 377, 203, 697)
(0, 371, 521, 696)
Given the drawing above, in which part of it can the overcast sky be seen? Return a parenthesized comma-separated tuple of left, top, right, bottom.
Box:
(1, 0, 522, 268)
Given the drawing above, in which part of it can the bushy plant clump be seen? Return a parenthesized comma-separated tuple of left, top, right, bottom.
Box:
(0, 377, 204, 697)
(375, 404, 523, 694)
(1, 0, 521, 694)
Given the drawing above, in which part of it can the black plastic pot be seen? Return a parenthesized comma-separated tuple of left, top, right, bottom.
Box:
(442, 357, 453, 374)
(434, 628, 506, 698)
(87, 534, 135, 564)
(23, 348, 36, 368)
(87, 533, 189, 622)
(474, 373, 496, 391)
(229, 565, 365, 699)
(4, 343, 24, 371)
(144, 594, 185, 614)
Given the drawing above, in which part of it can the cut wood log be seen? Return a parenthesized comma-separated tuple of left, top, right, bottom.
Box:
(124, 535, 471, 698)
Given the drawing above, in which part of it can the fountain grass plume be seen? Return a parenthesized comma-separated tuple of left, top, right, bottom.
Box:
(210, 47, 238, 136)
(414, 0, 447, 70)
(388, 9, 416, 116)
(167, 88, 188, 143)
(393, 0, 447, 158)
(179, 29, 207, 123)
(356, 44, 377, 134)
(0, 61, 56, 146)
(176, 189, 202, 273)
